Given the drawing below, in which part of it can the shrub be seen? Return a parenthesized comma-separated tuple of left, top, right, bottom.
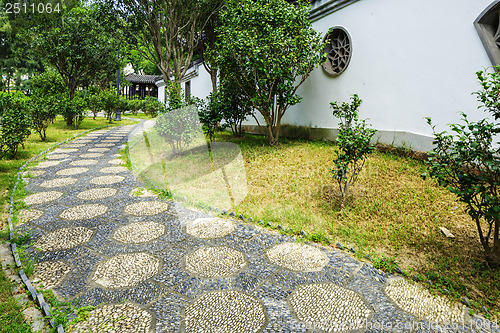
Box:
(155, 104, 201, 154)
(127, 99, 144, 116)
(143, 96, 164, 118)
(60, 94, 86, 129)
(0, 91, 32, 158)
(29, 70, 65, 141)
(99, 88, 119, 123)
(117, 96, 131, 115)
(71, 94, 87, 129)
(199, 80, 252, 141)
(30, 69, 67, 96)
(425, 67, 500, 267)
(218, 80, 251, 137)
(199, 92, 223, 142)
(82, 87, 102, 120)
(29, 95, 58, 141)
(155, 82, 201, 153)
(330, 94, 376, 208)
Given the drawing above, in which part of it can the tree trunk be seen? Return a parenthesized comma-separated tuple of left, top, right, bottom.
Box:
(267, 126, 281, 146)
(486, 249, 500, 268)
(486, 219, 500, 267)
(66, 86, 77, 126)
(66, 114, 74, 126)
(210, 67, 218, 93)
(267, 119, 281, 146)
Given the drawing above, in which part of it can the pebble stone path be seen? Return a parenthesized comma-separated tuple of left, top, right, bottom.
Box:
(18, 125, 499, 333)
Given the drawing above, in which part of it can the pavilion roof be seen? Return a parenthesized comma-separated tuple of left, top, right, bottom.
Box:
(124, 74, 163, 85)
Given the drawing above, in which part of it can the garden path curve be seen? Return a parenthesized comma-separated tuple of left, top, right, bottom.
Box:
(17, 125, 499, 333)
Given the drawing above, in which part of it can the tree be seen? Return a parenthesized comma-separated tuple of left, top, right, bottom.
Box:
(216, 0, 325, 145)
(28, 3, 121, 125)
(108, 0, 221, 99)
(198, 0, 224, 92)
(425, 67, 500, 267)
(330, 94, 376, 208)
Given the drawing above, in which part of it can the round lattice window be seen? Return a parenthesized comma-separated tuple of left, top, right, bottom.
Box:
(322, 27, 352, 77)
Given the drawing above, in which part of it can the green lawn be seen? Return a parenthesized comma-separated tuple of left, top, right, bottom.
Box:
(0, 268, 31, 333)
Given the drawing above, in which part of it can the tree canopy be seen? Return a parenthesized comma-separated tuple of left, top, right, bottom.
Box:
(27, 3, 122, 100)
(0, 0, 43, 92)
(106, 0, 222, 98)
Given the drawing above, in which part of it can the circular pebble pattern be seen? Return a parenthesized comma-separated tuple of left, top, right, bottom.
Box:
(289, 283, 372, 332)
(23, 170, 46, 177)
(95, 143, 116, 147)
(71, 303, 153, 333)
(88, 148, 111, 152)
(124, 201, 170, 216)
(35, 227, 94, 251)
(185, 218, 236, 239)
(108, 159, 125, 165)
(184, 291, 266, 333)
(24, 191, 63, 205)
(33, 260, 71, 288)
(113, 222, 165, 243)
(100, 166, 128, 174)
(35, 161, 60, 169)
(79, 153, 104, 158)
(64, 144, 86, 148)
(72, 139, 93, 143)
(55, 167, 89, 176)
(385, 278, 464, 323)
(77, 188, 117, 200)
(39, 178, 77, 188)
(47, 153, 70, 160)
(185, 246, 247, 278)
(60, 204, 108, 220)
(54, 148, 78, 153)
(266, 243, 329, 272)
(17, 209, 44, 224)
(90, 175, 125, 185)
(92, 252, 160, 288)
(69, 159, 98, 166)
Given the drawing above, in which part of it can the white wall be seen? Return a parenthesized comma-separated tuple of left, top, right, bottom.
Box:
(187, 62, 213, 100)
(156, 61, 213, 104)
(247, 0, 495, 150)
(182, 0, 495, 150)
(157, 80, 166, 103)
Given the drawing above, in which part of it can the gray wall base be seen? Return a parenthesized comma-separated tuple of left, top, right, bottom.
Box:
(241, 124, 435, 152)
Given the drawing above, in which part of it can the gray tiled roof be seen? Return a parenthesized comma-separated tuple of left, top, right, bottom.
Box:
(124, 74, 163, 85)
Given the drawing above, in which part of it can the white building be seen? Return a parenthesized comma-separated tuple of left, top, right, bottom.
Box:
(157, 0, 500, 151)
